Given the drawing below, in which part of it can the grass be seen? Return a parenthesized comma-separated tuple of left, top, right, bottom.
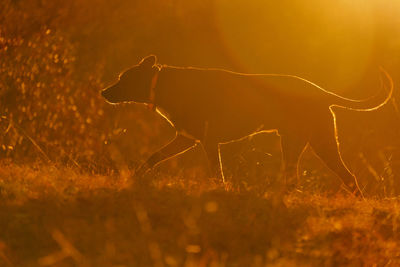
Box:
(2, 1, 400, 265)
(1, 162, 400, 266)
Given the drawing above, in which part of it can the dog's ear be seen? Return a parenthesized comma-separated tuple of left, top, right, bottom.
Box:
(139, 55, 157, 68)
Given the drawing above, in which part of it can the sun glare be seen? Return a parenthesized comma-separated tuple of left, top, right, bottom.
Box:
(1, 0, 400, 265)
(213, 0, 385, 92)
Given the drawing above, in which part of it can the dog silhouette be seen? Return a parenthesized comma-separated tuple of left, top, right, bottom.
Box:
(102, 55, 393, 195)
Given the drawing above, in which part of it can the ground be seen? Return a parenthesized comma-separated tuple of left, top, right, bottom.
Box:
(2, 1, 400, 266)
(1, 162, 400, 266)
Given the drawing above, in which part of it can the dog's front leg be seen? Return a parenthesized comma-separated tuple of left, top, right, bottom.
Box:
(135, 134, 197, 179)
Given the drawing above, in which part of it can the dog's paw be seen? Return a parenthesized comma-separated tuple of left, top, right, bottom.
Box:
(341, 182, 364, 198)
(133, 164, 153, 189)
(135, 163, 151, 178)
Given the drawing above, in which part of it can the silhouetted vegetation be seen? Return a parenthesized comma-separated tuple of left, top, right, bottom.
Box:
(1, 0, 400, 265)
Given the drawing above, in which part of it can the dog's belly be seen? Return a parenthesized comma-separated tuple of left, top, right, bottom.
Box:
(208, 107, 280, 142)
(174, 95, 318, 144)
(172, 99, 285, 143)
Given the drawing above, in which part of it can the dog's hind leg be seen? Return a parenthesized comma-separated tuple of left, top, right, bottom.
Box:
(280, 134, 307, 187)
(202, 141, 224, 182)
(135, 134, 197, 178)
(308, 120, 362, 196)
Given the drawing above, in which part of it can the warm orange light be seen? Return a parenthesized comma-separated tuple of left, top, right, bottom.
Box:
(212, 0, 380, 92)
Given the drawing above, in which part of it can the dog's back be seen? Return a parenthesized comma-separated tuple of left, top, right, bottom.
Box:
(153, 66, 358, 142)
(102, 55, 393, 195)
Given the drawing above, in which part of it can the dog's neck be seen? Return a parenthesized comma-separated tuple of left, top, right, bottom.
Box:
(148, 64, 162, 111)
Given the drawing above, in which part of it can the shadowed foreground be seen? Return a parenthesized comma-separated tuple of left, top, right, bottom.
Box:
(1, 163, 400, 266)
(1, 1, 400, 265)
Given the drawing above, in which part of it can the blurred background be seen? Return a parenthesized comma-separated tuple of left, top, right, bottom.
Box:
(1, 0, 400, 194)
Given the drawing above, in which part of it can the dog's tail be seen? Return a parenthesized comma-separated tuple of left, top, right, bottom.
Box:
(329, 67, 394, 111)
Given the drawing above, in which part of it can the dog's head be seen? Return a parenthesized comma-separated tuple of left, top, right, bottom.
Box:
(101, 55, 158, 104)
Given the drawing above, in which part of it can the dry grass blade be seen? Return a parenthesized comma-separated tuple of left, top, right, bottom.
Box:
(38, 229, 88, 267)
(0, 241, 12, 266)
(4, 117, 52, 163)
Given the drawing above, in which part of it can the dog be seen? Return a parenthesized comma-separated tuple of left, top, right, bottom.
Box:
(102, 55, 393, 195)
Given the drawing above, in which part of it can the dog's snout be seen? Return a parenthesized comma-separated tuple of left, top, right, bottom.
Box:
(101, 86, 120, 103)
(101, 88, 113, 102)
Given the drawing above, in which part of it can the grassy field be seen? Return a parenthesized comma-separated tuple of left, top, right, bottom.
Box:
(1, 162, 400, 266)
(2, 0, 400, 266)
